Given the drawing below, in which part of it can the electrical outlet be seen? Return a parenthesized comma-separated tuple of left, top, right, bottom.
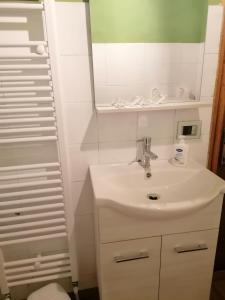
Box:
(177, 120, 202, 139)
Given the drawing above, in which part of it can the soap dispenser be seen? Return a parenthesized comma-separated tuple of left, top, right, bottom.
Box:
(173, 135, 189, 166)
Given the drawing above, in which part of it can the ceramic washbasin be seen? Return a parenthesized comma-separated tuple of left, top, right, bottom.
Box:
(89, 160, 225, 219)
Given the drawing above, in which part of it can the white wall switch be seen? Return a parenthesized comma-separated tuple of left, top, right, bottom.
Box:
(177, 120, 202, 139)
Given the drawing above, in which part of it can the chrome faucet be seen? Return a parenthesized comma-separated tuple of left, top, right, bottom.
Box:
(136, 137, 158, 177)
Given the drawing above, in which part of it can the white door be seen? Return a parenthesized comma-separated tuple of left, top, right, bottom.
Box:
(99, 237, 161, 300)
(160, 229, 219, 300)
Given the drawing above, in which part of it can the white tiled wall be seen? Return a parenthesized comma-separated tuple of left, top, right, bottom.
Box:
(200, 5, 223, 100)
(55, 2, 98, 289)
(55, 2, 223, 289)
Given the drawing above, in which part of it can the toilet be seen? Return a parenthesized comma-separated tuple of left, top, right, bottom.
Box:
(27, 283, 71, 300)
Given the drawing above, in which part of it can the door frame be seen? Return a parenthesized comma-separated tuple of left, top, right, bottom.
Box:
(208, 5, 225, 173)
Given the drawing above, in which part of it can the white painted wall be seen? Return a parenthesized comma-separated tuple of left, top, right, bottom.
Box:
(55, 2, 223, 290)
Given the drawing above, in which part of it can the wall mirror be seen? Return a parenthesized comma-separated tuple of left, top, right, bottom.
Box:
(89, 0, 222, 111)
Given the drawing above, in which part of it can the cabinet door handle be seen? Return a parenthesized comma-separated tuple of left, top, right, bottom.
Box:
(114, 250, 149, 263)
(174, 243, 208, 254)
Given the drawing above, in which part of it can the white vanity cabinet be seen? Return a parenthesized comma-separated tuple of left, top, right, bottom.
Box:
(95, 196, 222, 300)
(90, 162, 225, 300)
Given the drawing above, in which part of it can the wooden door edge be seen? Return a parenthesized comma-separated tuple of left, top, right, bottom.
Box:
(208, 7, 225, 172)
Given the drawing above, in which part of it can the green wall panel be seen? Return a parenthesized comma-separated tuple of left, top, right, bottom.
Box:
(90, 0, 208, 43)
(209, 0, 221, 4)
(37, 0, 85, 1)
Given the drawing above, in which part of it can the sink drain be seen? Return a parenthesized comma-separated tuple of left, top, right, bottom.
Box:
(147, 193, 160, 200)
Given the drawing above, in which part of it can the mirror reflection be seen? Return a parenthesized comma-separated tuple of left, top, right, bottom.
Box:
(90, 0, 221, 109)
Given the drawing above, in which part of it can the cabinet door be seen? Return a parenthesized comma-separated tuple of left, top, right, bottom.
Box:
(99, 237, 161, 300)
(160, 229, 219, 300)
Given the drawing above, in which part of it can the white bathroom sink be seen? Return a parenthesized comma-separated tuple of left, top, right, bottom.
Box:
(89, 160, 225, 219)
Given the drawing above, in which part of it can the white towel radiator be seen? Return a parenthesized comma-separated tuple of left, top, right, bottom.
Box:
(0, 1, 78, 299)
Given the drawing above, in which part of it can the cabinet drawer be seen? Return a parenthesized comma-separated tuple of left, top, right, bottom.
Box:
(99, 237, 161, 300)
(160, 229, 219, 300)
